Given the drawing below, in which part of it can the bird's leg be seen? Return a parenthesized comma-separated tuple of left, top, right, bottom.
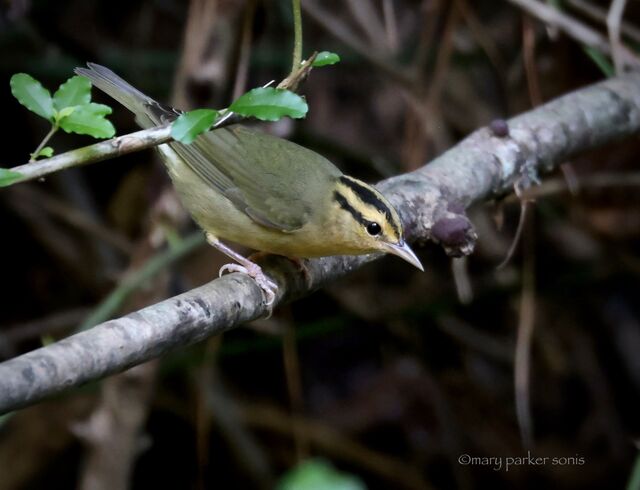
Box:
(205, 233, 278, 305)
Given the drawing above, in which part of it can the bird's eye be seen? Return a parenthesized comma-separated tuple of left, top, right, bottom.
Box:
(366, 222, 382, 236)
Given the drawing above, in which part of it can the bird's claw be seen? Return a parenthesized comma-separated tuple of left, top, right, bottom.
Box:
(219, 262, 278, 306)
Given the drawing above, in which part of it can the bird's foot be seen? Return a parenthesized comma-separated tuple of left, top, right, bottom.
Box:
(248, 252, 312, 288)
(206, 233, 278, 306)
(219, 261, 278, 306)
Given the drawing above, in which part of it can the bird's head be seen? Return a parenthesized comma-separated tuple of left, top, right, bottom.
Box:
(329, 176, 423, 271)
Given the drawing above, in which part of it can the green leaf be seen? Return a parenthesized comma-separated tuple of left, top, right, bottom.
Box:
(0, 168, 25, 187)
(312, 51, 341, 67)
(10, 73, 55, 121)
(171, 109, 219, 144)
(53, 75, 92, 111)
(58, 103, 115, 138)
(36, 146, 54, 159)
(277, 459, 366, 490)
(229, 88, 308, 121)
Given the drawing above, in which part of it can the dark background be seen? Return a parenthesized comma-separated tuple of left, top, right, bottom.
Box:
(1, 0, 639, 489)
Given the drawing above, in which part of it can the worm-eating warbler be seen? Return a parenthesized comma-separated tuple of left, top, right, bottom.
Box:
(75, 63, 423, 303)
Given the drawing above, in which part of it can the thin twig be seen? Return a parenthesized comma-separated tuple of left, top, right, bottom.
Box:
(4, 124, 173, 186)
(11, 185, 133, 255)
(0, 308, 90, 347)
(412, 0, 444, 74)
(202, 355, 274, 487)
(560, 162, 580, 196)
(241, 403, 431, 489)
(567, 0, 640, 44)
(451, 256, 473, 304)
(607, 0, 629, 74)
(302, 0, 416, 88)
(522, 15, 543, 106)
(29, 125, 58, 162)
(514, 209, 536, 449)
(437, 316, 513, 364)
(414, 0, 459, 157)
(5, 188, 100, 288)
(516, 171, 640, 200)
(457, 0, 508, 78)
(74, 360, 159, 490)
(382, 0, 399, 52)
(346, 0, 387, 53)
(277, 54, 317, 92)
(282, 316, 308, 461)
(231, 0, 257, 100)
(291, 0, 303, 71)
(426, 0, 460, 108)
(170, 0, 221, 109)
(497, 199, 532, 270)
(507, 0, 636, 63)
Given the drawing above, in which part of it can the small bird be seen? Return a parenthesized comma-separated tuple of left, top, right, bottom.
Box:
(75, 63, 423, 304)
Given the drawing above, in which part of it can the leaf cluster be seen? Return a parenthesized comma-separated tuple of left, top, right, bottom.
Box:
(1, 50, 340, 186)
(1, 73, 117, 187)
(10, 74, 115, 143)
(171, 51, 340, 144)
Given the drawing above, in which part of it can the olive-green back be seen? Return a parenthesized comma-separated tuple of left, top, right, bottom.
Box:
(171, 125, 342, 231)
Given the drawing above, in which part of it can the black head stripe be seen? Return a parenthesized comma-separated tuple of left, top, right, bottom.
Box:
(339, 176, 399, 235)
(334, 191, 367, 227)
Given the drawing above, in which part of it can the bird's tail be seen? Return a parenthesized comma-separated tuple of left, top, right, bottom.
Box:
(74, 63, 161, 127)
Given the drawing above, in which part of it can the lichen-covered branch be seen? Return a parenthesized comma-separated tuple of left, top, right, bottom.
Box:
(1, 73, 639, 414)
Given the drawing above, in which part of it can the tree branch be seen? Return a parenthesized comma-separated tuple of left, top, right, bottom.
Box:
(1, 74, 640, 414)
(4, 125, 173, 185)
(507, 0, 611, 52)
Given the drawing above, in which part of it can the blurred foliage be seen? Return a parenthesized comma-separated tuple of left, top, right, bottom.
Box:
(277, 459, 366, 490)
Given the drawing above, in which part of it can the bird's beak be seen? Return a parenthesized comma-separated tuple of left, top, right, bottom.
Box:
(384, 241, 424, 271)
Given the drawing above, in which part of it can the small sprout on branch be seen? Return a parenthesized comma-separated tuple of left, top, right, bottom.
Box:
(312, 51, 341, 67)
(55, 106, 77, 121)
(35, 146, 54, 159)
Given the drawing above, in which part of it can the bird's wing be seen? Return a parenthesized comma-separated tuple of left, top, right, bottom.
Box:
(169, 125, 341, 232)
(75, 64, 339, 231)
